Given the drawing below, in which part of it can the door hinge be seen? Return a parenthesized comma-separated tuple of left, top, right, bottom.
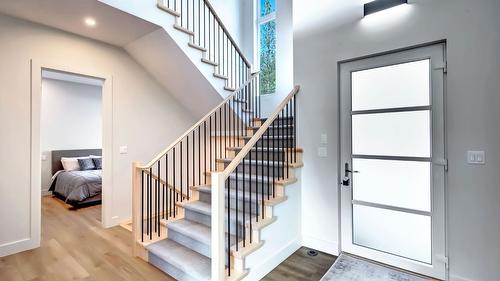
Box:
(434, 158, 448, 171)
(434, 61, 448, 73)
(437, 255, 449, 269)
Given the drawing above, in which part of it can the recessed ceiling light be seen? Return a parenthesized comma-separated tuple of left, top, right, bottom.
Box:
(84, 17, 97, 27)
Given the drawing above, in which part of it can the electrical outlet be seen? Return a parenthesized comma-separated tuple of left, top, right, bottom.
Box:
(119, 146, 128, 154)
(467, 151, 485, 164)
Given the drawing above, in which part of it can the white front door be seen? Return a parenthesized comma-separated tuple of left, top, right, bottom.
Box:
(339, 43, 447, 280)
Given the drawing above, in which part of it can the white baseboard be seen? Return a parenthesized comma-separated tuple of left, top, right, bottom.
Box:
(41, 188, 51, 197)
(0, 237, 39, 257)
(302, 235, 339, 256)
(244, 237, 302, 280)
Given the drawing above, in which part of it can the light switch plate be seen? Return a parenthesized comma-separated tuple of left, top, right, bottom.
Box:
(318, 147, 327, 158)
(41, 154, 47, 161)
(467, 151, 485, 164)
(320, 134, 328, 145)
(119, 146, 128, 154)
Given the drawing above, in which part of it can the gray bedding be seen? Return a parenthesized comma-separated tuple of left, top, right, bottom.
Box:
(49, 170, 102, 203)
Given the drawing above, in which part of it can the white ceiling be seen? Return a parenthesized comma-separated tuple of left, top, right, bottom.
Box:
(0, 0, 160, 47)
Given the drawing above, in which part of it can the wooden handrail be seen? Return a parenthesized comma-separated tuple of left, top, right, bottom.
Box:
(202, 0, 251, 68)
(138, 73, 259, 169)
(222, 85, 301, 178)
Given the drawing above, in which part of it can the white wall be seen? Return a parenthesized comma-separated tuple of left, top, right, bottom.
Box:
(0, 13, 195, 256)
(40, 78, 103, 192)
(293, 0, 500, 280)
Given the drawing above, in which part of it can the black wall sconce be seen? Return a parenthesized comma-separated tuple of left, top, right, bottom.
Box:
(364, 0, 408, 17)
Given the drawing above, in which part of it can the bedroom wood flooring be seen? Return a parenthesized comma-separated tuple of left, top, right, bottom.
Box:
(0, 196, 174, 281)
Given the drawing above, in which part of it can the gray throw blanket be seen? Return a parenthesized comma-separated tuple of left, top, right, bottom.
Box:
(49, 170, 102, 203)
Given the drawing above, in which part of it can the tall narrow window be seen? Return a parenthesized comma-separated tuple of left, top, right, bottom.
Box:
(258, 0, 276, 95)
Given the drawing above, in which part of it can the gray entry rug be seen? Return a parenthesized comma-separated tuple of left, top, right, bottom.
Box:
(321, 253, 433, 281)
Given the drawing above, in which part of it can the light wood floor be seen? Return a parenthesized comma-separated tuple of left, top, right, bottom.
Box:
(1, 197, 336, 281)
(263, 247, 337, 281)
(0, 196, 174, 281)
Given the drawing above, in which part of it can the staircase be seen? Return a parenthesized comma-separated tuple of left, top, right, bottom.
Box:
(131, 1, 303, 280)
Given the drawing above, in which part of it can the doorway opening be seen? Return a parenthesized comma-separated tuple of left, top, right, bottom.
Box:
(339, 42, 447, 280)
(41, 69, 104, 220)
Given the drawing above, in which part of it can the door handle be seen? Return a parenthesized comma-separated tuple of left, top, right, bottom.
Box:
(342, 162, 359, 187)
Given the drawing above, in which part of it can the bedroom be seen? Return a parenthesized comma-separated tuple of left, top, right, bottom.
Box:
(41, 69, 104, 212)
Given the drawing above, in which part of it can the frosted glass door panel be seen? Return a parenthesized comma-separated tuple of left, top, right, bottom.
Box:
(352, 60, 430, 111)
(353, 159, 431, 211)
(353, 205, 431, 263)
(352, 111, 431, 157)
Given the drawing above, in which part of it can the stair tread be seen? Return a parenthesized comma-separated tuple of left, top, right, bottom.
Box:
(219, 158, 289, 166)
(168, 219, 211, 245)
(227, 146, 303, 152)
(147, 239, 211, 281)
(243, 135, 295, 139)
(196, 184, 261, 202)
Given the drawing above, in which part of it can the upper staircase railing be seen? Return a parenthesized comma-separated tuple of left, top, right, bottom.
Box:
(158, 0, 251, 90)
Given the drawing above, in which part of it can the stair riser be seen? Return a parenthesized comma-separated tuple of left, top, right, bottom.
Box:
(228, 179, 273, 195)
(255, 139, 295, 148)
(149, 252, 201, 281)
(198, 192, 259, 215)
(248, 126, 294, 136)
(168, 228, 236, 263)
(233, 164, 288, 178)
(168, 228, 211, 258)
(269, 118, 295, 126)
(184, 208, 248, 236)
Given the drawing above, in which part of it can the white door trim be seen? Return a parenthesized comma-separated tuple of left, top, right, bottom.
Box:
(3, 59, 115, 256)
(338, 43, 447, 280)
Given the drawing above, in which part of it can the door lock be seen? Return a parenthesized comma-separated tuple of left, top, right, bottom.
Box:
(342, 162, 359, 187)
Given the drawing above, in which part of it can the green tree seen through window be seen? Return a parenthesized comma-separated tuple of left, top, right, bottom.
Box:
(259, 0, 276, 95)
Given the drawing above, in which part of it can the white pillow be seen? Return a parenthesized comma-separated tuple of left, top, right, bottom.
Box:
(61, 157, 81, 171)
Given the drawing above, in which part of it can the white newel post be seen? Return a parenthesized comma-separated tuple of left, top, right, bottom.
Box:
(132, 162, 141, 257)
(211, 172, 226, 281)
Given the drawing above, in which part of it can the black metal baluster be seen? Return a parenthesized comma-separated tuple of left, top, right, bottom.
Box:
(248, 149, 253, 244)
(261, 134, 265, 219)
(219, 108, 222, 160)
(267, 128, 270, 200)
(198, 126, 201, 186)
(173, 146, 177, 217)
(209, 115, 212, 173)
(157, 161, 161, 236)
(204, 121, 207, 184)
(235, 163, 239, 251)
(181, 140, 184, 202)
(293, 96, 297, 163)
(227, 179, 231, 276)
(166, 154, 169, 220)
(192, 131, 195, 188)
(286, 104, 290, 179)
(149, 167, 153, 240)
(141, 170, 144, 242)
(243, 155, 246, 247)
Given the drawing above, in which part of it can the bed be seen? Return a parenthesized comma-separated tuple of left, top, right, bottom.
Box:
(49, 149, 102, 207)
